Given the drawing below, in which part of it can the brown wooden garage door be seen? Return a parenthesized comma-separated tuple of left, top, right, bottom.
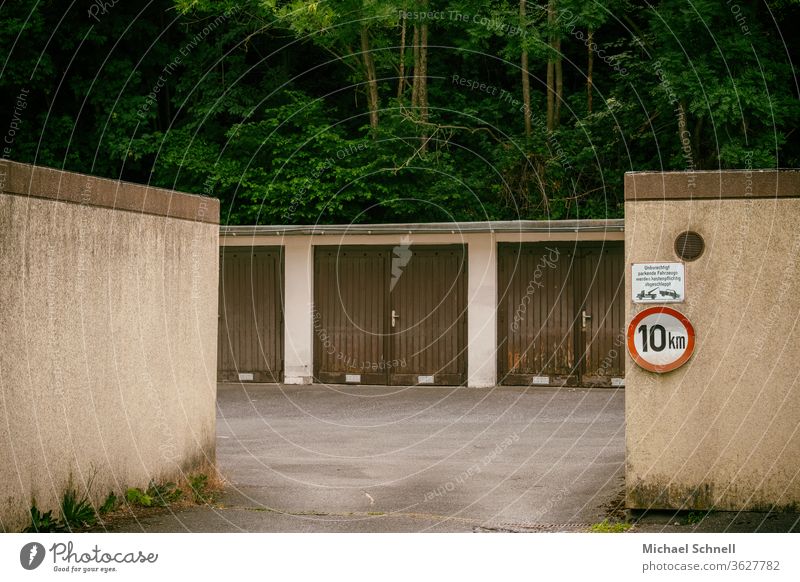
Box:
(314, 245, 467, 385)
(217, 247, 283, 382)
(497, 242, 624, 387)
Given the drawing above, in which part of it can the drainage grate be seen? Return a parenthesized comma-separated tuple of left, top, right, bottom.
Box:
(475, 522, 592, 533)
(674, 231, 705, 261)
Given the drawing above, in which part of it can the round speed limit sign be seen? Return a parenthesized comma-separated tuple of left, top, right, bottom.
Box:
(627, 306, 695, 373)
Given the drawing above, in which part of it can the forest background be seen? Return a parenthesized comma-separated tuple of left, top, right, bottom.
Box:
(1, 0, 797, 224)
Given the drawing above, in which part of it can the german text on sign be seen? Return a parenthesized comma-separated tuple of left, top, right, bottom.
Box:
(631, 263, 685, 303)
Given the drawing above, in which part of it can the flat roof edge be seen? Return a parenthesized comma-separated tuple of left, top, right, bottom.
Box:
(220, 219, 625, 236)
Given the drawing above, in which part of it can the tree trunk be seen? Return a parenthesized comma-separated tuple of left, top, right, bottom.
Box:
(587, 29, 594, 114)
(360, 25, 379, 131)
(397, 15, 407, 99)
(546, 61, 554, 132)
(546, 0, 556, 132)
(411, 25, 420, 108)
(693, 115, 704, 169)
(418, 22, 429, 152)
(418, 23, 428, 122)
(554, 35, 562, 128)
(520, 0, 531, 137)
(677, 100, 690, 163)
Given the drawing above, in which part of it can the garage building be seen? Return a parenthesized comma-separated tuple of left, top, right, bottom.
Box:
(218, 220, 624, 388)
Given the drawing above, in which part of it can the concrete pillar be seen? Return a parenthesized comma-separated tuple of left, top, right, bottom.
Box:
(466, 233, 497, 387)
(283, 237, 314, 384)
(625, 169, 800, 511)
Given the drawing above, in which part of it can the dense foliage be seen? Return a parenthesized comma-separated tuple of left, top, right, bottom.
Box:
(1, 1, 797, 224)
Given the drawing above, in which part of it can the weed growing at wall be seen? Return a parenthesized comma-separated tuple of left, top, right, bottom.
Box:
(589, 519, 632, 533)
(21, 471, 222, 532)
(24, 505, 65, 533)
(60, 489, 98, 531)
(125, 481, 182, 508)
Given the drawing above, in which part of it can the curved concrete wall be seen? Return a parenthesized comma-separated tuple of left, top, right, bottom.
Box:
(0, 161, 219, 531)
(625, 169, 800, 511)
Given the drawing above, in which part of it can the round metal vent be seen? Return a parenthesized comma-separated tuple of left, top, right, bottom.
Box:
(674, 231, 704, 261)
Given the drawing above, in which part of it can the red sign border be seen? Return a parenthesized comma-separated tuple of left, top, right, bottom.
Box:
(627, 306, 695, 373)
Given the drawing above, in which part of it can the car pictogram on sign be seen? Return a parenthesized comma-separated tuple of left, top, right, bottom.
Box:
(636, 288, 658, 300)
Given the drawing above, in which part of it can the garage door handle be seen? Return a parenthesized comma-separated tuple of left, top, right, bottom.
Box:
(581, 310, 592, 330)
(391, 309, 399, 328)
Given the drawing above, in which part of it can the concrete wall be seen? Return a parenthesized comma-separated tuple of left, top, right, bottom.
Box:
(0, 161, 220, 531)
(465, 233, 497, 388)
(283, 237, 314, 385)
(221, 225, 624, 387)
(625, 170, 800, 511)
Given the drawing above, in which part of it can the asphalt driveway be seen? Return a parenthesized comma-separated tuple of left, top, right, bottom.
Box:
(115, 384, 625, 532)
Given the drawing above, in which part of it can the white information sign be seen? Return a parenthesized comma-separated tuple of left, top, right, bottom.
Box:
(631, 262, 685, 303)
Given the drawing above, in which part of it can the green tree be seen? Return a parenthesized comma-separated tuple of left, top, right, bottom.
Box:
(0, 1, 796, 224)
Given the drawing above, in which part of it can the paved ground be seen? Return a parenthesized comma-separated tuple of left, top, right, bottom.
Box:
(106, 384, 626, 532)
